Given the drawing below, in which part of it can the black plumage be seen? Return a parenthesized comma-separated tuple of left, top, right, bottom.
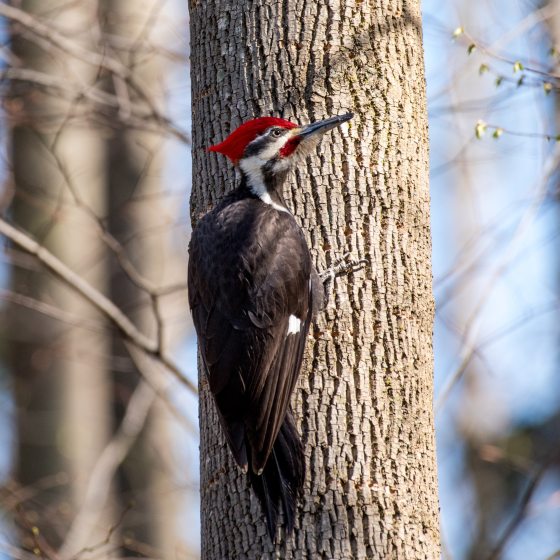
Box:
(189, 112, 352, 539)
(188, 180, 321, 537)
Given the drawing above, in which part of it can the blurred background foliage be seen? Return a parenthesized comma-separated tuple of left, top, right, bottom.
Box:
(0, 0, 559, 558)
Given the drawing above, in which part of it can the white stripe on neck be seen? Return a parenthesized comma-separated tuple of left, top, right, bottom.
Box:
(239, 156, 290, 214)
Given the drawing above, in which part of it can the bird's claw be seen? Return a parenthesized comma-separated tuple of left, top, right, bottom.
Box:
(320, 252, 369, 308)
(320, 252, 369, 285)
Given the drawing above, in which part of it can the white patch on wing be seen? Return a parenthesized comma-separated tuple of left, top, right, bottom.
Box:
(287, 314, 301, 335)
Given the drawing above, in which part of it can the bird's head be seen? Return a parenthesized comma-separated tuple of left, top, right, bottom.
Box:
(208, 113, 353, 201)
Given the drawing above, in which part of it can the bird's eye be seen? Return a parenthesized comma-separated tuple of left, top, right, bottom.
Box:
(270, 128, 283, 138)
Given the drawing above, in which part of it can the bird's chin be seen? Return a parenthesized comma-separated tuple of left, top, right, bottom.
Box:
(297, 135, 322, 156)
(272, 139, 321, 174)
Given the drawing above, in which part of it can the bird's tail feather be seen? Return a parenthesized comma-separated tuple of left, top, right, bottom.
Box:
(247, 412, 304, 540)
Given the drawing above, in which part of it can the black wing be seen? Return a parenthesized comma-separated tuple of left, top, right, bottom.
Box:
(188, 198, 313, 474)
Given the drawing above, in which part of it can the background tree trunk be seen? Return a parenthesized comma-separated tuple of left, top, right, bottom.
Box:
(4, 1, 183, 556)
(6, 0, 112, 549)
(190, 0, 440, 558)
(98, 1, 180, 555)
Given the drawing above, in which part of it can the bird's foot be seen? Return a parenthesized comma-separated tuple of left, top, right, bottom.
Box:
(320, 252, 368, 284)
(319, 252, 369, 306)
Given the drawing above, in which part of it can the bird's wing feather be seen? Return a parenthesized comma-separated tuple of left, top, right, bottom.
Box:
(248, 288, 312, 472)
(188, 200, 312, 473)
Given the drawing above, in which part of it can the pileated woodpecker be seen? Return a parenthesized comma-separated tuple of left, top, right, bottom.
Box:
(188, 112, 353, 538)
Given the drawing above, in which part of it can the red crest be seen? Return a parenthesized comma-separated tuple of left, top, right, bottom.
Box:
(208, 117, 297, 163)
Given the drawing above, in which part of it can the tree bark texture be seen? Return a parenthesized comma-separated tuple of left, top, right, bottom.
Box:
(190, 1, 440, 558)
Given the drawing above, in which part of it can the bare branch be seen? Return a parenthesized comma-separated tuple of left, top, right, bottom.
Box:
(0, 542, 46, 560)
(1, 68, 190, 144)
(485, 452, 558, 560)
(59, 344, 197, 559)
(35, 136, 188, 298)
(0, 3, 128, 77)
(0, 286, 197, 435)
(435, 146, 560, 413)
(1, 474, 69, 514)
(125, 342, 198, 436)
(0, 289, 106, 334)
(0, 218, 196, 394)
(58, 380, 156, 559)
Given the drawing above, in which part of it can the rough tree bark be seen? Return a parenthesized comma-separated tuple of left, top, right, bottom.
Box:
(190, 1, 440, 558)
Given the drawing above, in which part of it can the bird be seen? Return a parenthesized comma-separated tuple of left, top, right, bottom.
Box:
(188, 111, 354, 539)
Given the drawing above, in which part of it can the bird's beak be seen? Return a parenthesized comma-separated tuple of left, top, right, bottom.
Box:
(298, 112, 353, 139)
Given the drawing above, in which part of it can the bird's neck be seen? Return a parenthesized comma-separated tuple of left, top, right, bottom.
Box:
(239, 167, 290, 213)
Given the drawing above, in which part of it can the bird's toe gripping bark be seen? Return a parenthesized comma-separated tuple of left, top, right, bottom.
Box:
(319, 252, 369, 306)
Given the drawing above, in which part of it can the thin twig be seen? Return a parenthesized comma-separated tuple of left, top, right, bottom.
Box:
(0, 542, 45, 560)
(0, 11, 190, 144)
(0, 288, 197, 434)
(435, 146, 560, 412)
(1, 473, 69, 514)
(485, 452, 558, 560)
(0, 289, 106, 333)
(58, 380, 156, 559)
(0, 3, 129, 77)
(35, 136, 188, 297)
(0, 218, 196, 394)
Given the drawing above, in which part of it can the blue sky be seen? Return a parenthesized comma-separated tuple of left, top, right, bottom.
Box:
(426, 0, 560, 557)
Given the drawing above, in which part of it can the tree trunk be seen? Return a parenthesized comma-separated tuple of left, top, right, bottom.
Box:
(190, 1, 440, 558)
(4, 1, 183, 556)
(97, 1, 182, 556)
(6, 0, 111, 550)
